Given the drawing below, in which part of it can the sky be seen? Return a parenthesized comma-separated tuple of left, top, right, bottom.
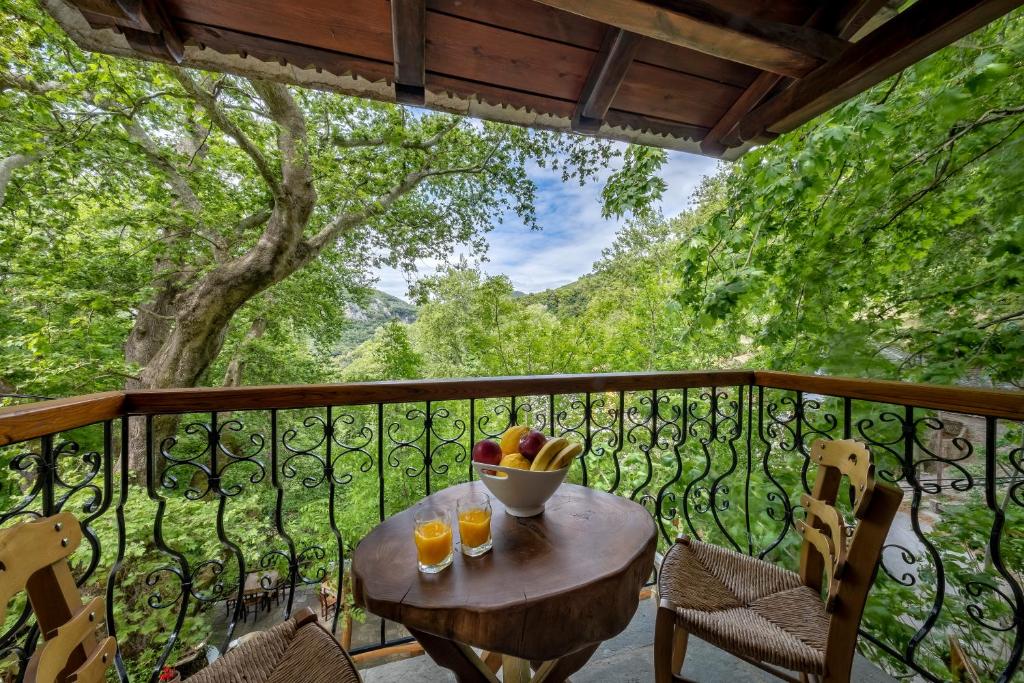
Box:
(375, 149, 719, 299)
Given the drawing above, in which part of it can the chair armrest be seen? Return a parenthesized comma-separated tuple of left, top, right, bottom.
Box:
(293, 606, 318, 627)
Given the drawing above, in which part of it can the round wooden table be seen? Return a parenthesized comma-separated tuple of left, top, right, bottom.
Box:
(352, 481, 656, 682)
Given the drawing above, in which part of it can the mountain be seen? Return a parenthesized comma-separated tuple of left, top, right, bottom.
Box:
(520, 274, 600, 319)
(336, 289, 417, 352)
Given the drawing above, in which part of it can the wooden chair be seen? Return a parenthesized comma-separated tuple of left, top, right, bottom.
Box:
(0, 513, 362, 683)
(319, 580, 338, 619)
(188, 607, 362, 683)
(655, 439, 903, 683)
(0, 512, 117, 683)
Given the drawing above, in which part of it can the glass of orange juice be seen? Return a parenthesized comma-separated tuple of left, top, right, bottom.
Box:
(414, 507, 453, 574)
(457, 492, 492, 557)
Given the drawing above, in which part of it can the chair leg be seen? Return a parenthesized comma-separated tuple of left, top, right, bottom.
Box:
(672, 626, 689, 675)
(656, 605, 685, 683)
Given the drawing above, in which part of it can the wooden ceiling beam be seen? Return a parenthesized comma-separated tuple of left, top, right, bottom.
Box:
(700, 72, 780, 155)
(701, 0, 879, 155)
(530, 0, 848, 78)
(736, 0, 1024, 142)
(572, 28, 642, 134)
(390, 0, 426, 105)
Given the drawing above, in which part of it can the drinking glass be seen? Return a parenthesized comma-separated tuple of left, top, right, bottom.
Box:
(457, 492, 493, 557)
(413, 507, 453, 574)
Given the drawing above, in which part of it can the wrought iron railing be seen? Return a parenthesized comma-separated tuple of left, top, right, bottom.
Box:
(0, 372, 1020, 682)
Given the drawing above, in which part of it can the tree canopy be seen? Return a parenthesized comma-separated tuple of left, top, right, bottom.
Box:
(341, 11, 1024, 390)
(0, 0, 661, 407)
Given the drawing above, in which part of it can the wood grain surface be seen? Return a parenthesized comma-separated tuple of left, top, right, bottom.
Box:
(0, 392, 124, 446)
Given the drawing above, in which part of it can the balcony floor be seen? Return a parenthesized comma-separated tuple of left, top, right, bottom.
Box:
(358, 595, 895, 682)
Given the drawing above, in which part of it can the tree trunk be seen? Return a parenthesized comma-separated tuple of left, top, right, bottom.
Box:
(118, 71, 442, 475)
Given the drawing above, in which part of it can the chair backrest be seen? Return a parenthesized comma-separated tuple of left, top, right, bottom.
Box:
(0, 513, 116, 683)
(797, 439, 903, 680)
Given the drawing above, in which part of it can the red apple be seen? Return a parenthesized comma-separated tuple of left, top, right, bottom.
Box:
(518, 429, 547, 461)
(472, 439, 502, 466)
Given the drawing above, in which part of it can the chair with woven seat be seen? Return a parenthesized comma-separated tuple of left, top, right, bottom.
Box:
(188, 607, 361, 683)
(0, 513, 361, 683)
(655, 438, 903, 683)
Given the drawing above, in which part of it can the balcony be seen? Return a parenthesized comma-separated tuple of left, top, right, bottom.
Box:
(0, 371, 1020, 682)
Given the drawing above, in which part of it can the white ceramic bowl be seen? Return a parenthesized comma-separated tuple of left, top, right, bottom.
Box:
(471, 461, 570, 517)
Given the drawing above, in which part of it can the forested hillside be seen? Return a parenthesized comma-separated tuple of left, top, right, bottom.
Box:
(339, 12, 1024, 390)
(336, 289, 417, 355)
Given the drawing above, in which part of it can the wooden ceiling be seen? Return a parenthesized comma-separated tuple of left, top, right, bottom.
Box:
(44, 0, 1024, 158)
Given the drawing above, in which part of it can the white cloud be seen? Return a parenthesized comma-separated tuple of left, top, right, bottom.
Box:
(374, 150, 719, 299)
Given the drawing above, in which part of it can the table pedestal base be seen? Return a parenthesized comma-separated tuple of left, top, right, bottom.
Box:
(408, 627, 599, 683)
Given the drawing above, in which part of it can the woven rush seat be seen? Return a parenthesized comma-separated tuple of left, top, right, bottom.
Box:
(659, 537, 828, 674)
(189, 611, 361, 683)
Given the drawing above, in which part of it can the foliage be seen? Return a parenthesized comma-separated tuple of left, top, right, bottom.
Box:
(0, 0, 637, 400)
(0, 2, 1022, 682)
(666, 15, 1024, 386)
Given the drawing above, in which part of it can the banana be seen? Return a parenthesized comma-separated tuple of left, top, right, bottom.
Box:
(548, 442, 583, 471)
(500, 425, 530, 455)
(530, 437, 568, 471)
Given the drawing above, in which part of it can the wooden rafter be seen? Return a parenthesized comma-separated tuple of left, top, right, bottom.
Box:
(736, 0, 1024, 141)
(390, 0, 426, 105)
(837, 0, 896, 41)
(700, 72, 780, 155)
(531, 0, 848, 78)
(700, 0, 873, 155)
(572, 28, 642, 134)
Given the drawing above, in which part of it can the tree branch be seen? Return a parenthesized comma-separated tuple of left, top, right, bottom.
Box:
(332, 118, 461, 150)
(301, 141, 499, 266)
(979, 308, 1024, 329)
(122, 118, 204, 216)
(895, 105, 1024, 174)
(0, 152, 42, 208)
(303, 168, 425, 256)
(249, 80, 312, 197)
(235, 207, 273, 232)
(0, 69, 61, 95)
(172, 69, 283, 196)
(869, 115, 1024, 242)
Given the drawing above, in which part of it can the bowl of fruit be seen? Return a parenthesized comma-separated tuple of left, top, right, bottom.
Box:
(471, 425, 582, 517)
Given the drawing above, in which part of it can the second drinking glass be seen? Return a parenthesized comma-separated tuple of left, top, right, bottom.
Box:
(457, 492, 493, 557)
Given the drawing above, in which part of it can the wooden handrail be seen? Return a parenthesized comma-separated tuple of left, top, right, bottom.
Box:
(0, 392, 125, 446)
(755, 371, 1024, 421)
(0, 371, 1020, 446)
(122, 371, 756, 414)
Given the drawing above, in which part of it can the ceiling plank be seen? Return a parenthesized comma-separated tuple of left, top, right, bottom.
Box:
(572, 28, 642, 134)
(530, 0, 848, 78)
(391, 0, 426, 105)
(736, 0, 1024, 141)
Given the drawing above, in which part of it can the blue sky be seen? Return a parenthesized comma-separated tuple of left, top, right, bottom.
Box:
(375, 148, 719, 299)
